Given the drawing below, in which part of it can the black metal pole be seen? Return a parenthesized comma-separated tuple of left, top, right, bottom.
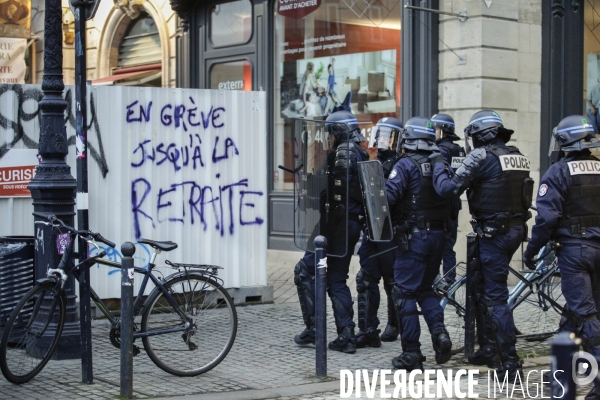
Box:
(27, 0, 80, 360)
(314, 235, 327, 378)
(464, 232, 477, 359)
(73, 4, 92, 383)
(550, 332, 579, 400)
(120, 242, 136, 399)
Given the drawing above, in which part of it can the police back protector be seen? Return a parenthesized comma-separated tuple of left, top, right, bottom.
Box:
(394, 153, 452, 229)
(559, 154, 600, 235)
(467, 145, 533, 220)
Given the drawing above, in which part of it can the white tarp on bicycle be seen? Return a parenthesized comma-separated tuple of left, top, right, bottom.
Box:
(0, 85, 267, 299)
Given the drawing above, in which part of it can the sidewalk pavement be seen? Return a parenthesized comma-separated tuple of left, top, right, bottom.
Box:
(0, 250, 587, 399)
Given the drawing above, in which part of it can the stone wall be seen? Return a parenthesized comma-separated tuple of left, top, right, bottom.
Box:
(438, 0, 542, 273)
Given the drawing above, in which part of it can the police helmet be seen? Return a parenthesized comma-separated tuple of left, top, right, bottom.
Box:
(550, 115, 600, 154)
(398, 117, 438, 152)
(464, 110, 514, 145)
(374, 117, 403, 152)
(325, 110, 360, 146)
(431, 113, 460, 141)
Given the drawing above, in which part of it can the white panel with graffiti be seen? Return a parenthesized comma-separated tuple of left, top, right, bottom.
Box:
(0, 84, 268, 299)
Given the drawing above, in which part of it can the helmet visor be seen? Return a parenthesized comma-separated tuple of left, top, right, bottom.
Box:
(375, 126, 399, 152)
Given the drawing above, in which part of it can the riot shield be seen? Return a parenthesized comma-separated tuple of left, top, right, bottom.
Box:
(293, 118, 349, 257)
(357, 161, 394, 242)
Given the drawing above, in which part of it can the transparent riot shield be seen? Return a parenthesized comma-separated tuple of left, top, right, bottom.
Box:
(293, 118, 349, 257)
(357, 160, 394, 242)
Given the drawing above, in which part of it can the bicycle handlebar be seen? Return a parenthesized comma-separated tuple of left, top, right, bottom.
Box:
(33, 212, 116, 248)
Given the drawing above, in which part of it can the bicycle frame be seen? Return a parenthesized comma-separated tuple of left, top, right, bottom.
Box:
(55, 230, 215, 341)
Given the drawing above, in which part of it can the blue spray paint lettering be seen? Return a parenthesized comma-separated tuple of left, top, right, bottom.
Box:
(126, 100, 153, 123)
(131, 178, 264, 239)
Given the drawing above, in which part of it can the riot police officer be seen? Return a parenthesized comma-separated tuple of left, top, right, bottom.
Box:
(431, 110, 531, 380)
(293, 110, 369, 354)
(523, 116, 600, 399)
(431, 113, 465, 285)
(385, 116, 453, 370)
(355, 117, 403, 348)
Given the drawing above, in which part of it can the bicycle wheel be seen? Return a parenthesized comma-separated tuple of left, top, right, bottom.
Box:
(141, 274, 237, 376)
(0, 281, 66, 384)
(511, 257, 563, 341)
(440, 276, 467, 354)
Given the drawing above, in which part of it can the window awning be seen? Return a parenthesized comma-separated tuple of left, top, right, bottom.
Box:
(92, 63, 161, 86)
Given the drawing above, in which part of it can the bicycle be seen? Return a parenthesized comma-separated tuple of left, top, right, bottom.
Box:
(435, 239, 563, 353)
(0, 213, 237, 384)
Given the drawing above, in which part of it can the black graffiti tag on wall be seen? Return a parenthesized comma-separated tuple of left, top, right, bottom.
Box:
(0, 84, 110, 178)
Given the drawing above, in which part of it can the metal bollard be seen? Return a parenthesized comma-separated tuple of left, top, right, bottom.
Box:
(550, 332, 580, 400)
(120, 242, 136, 398)
(464, 232, 477, 359)
(314, 235, 327, 378)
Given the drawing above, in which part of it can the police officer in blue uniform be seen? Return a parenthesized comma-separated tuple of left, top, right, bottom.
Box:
(385, 116, 453, 370)
(294, 110, 369, 354)
(431, 110, 532, 380)
(523, 115, 600, 399)
(431, 113, 465, 285)
(355, 117, 403, 348)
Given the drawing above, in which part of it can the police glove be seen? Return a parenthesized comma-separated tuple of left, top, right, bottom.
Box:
(451, 148, 486, 192)
(522, 248, 536, 271)
(428, 152, 446, 166)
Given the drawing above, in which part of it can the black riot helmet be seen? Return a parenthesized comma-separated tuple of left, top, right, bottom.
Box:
(549, 115, 600, 154)
(431, 113, 460, 141)
(464, 110, 514, 147)
(325, 110, 360, 147)
(398, 116, 438, 152)
(374, 117, 403, 153)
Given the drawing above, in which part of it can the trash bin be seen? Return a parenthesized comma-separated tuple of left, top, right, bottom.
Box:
(0, 236, 35, 329)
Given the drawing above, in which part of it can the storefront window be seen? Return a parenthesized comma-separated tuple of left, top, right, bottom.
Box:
(210, 60, 252, 91)
(211, 1, 253, 47)
(273, 0, 401, 191)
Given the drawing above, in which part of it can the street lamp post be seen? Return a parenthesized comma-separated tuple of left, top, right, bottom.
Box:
(27, 0, 79, 359)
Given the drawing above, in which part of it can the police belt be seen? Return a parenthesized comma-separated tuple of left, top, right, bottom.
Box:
(559, 215, 600, 234)
(478, 216, 525, 231)
(409, 221, 447, 233)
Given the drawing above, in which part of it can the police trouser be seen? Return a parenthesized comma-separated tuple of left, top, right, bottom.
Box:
(393, 228, 447, 352)
(474, 225, 525, 360)
(442, 218, 459, 283)
(356, 234, 396, 332)
(296, 219, 362, 331)
(557, 243, 600, 364)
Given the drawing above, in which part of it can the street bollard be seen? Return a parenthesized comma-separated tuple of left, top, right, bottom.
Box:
(464, 232, 477, 360)
(314, 235, 327, 378)
(550, 332, 580, 400)
(120, 242, 136, 398)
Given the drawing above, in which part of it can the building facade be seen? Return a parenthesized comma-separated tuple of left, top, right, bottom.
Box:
(15, 0, 597, 265)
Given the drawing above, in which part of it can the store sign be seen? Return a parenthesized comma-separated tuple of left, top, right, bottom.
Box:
(0, 149, 39, 197)
(0, 0, 31, 38)
(0, 37, 26, 83)
(278, 0, 321, 19)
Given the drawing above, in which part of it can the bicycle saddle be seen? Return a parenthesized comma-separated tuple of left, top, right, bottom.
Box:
(138, 239, 178, 252)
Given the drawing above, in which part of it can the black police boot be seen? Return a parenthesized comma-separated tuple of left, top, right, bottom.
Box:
(468, 345, 502, 368)
(380, 323, 400, 342)
(495, 353, 523, 382)
(328, 326, 357, 354)
(294, 328, 315, 345)
(381, 283, 400, 342)
(356, 328, 382, 348)
(431, 326, 452, 364)
(392, 351, 425, 371)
